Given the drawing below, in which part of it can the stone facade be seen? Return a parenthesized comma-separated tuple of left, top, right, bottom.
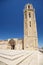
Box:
(0, 4, 38, 50)
(24, 4, 38, 50)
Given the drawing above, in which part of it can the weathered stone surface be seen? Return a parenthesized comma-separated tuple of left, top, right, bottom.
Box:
(0, 50, 43, 65)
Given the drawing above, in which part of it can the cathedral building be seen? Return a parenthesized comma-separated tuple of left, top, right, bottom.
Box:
(0, 4, 38, 50)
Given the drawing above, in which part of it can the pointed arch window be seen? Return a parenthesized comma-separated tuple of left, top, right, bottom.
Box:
(28, 5, 30, 9)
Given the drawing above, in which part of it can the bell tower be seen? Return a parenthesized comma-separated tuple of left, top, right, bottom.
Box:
(24, 4, 38, 50)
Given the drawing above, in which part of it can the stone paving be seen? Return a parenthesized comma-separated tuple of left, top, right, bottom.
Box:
(0, 50, 43, 65)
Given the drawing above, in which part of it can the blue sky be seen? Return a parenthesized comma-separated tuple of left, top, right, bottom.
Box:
(0, 0, 43, 47)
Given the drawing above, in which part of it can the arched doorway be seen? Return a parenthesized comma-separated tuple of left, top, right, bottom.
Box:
(9, 39, 16, 50)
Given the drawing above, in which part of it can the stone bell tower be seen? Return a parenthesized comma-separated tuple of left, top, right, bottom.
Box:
(24, 4, 38, 50)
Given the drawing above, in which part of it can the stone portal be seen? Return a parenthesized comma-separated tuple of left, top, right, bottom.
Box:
(9, 39, 15, 50)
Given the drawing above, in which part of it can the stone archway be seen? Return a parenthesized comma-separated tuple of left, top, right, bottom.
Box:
(9, 39, 16, 50)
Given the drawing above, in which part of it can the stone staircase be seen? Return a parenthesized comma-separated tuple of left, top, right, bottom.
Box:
(0, 50, 38, 65)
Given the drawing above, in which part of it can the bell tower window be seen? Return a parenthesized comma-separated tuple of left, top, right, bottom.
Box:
(28, 5, 30, 9)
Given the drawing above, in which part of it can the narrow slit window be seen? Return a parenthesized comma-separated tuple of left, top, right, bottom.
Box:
(29, 21, 31, 27)
(29, 12, 31, 18)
